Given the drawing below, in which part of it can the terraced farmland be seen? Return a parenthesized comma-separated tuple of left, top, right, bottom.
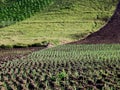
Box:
(0, 0, 119, 45)
(0, 44, 120, 90)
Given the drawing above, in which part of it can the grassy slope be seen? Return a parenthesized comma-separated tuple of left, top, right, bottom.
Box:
(0, 0, 118, 45)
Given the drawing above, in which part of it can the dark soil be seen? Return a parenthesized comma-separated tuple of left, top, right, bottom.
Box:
(69, 1, 120, 44)
(0, 47, 46, 62)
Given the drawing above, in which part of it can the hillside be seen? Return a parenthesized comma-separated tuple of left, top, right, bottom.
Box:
(0, 0, 119, 45)
(70, 0, 120, 44)
(0, 1, 120, 89)
(0, 0, 54, 27)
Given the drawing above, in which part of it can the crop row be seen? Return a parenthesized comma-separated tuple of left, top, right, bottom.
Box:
(0, 44, 120, 89)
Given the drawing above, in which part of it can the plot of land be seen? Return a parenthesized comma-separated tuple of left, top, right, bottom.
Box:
(0, 0, 118, 45)
(0, 44, 120, 89)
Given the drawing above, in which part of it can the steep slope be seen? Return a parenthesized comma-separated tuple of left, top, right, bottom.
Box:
(71, 0, 120, 44)
(0, 0, 119, 45)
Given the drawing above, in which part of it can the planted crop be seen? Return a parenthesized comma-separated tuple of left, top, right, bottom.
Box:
(0, 44, 120, 89)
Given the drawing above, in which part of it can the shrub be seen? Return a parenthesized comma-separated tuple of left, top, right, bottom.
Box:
(41, 41, 49, 46)
(29, 43, 42, 47)
(58, 71, 67, 80)
(0, 44, 13, 49)
(13, 44, 28, 48)
(29, 41, 49, 47)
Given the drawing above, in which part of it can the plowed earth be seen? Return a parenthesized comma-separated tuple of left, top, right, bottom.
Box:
(0, 47, 46, 63)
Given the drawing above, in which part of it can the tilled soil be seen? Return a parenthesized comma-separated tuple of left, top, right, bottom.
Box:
(0, 57, 120, 90)
(0, 47, 46, 63)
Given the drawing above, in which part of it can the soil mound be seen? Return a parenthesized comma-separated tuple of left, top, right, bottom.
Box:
(70, 1, 120, 44)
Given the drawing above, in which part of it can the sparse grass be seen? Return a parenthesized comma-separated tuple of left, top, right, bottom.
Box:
(0, 0, 119, 45)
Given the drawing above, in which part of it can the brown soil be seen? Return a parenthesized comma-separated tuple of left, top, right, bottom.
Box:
(0, 47, 46, 62)
(69, 1, 120, 44)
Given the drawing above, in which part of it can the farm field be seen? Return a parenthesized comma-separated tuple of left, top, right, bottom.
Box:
(0, 0, 118, 45)
(0, 44, 120, 90)
(0, 0, 120, 90)
(0, 47, 45, 63)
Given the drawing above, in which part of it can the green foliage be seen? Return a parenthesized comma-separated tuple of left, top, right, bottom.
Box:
(58, 71, 67, 80)
(96, 12, 111, 22)
(41, 41, 49, 46)
(0, 0, 118, 27)
(50, 70, 67, 81)
(29, 41, 49, 47)
(0, 44, 13, 49)
(0, 0, 55, 27)
(0, 42, 48, 49)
